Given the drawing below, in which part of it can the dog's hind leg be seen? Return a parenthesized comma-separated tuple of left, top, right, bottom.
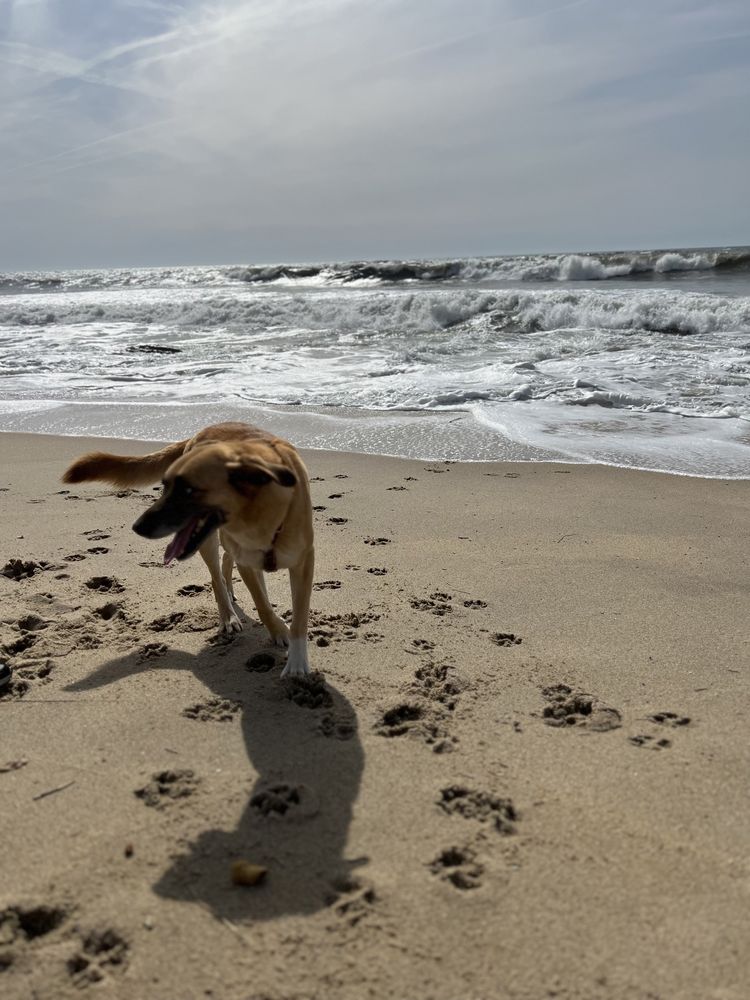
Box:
(200, 534, 242, 633)
(236, 565, 290, 648)
(221, 550, 235, 602)
(281, 546, 314, 679)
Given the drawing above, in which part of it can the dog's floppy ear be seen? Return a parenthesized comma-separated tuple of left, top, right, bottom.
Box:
(226, 457, 296, 494)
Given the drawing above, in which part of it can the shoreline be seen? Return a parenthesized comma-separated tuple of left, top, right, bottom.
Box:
(1, 432, 748, 999)
(1, 415, 748, 481)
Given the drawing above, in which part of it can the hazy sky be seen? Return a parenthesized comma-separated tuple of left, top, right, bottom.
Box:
(1, 0, 749, 269)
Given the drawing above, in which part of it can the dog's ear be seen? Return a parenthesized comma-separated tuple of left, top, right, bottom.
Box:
(226, 458, 296, 494)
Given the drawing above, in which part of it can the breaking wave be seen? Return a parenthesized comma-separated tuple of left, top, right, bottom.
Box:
(2, 285, 748, 341)
(1, 246, 749, 293)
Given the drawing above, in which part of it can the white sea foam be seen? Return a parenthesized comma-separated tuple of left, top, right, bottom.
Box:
(1, 257, 749, 476)
(654, 252, 712, 273)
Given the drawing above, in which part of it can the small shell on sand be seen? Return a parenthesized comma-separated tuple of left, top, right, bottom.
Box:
(230, 860, 268, 886)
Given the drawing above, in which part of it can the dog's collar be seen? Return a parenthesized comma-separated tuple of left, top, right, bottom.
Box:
(263, 524, 282, 572)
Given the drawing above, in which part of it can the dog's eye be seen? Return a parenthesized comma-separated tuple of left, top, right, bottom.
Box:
(184, 485, 193, 495)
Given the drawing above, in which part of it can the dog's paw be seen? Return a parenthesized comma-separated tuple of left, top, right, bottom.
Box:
(281, 660, 310, 679)
(268, 619, 290, 648)
(222, 612, 243, 634)
(281, 639, 311, 678)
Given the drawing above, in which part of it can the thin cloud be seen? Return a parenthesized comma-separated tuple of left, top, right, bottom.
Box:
(1, 0, 748, 268)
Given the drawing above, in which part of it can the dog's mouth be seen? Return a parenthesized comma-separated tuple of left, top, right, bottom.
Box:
(163, 509, 224, 565)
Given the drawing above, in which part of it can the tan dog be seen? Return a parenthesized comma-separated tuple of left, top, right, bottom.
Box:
(63, 422, 314, 678)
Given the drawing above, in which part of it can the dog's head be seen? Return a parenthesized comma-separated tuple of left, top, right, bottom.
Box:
(132, 442, 297, 563)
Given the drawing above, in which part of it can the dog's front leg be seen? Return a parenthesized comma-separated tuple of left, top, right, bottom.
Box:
(236, 565, 290, 647)
(221, 550, 236, 602)
(199, 535, 242, 633)
(281, 546, 314, 679)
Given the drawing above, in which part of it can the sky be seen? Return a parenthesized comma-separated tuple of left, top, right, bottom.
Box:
(1, 0, 749, 269)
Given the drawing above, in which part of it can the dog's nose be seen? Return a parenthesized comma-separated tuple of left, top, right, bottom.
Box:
(132, 507, 179, 540)
(132, 512, 153, 537)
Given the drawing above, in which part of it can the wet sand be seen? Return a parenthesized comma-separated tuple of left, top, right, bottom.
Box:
(1, 432, 748, 1000)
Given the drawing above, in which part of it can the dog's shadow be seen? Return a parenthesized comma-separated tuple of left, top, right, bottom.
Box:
(65, 620, 364, 922)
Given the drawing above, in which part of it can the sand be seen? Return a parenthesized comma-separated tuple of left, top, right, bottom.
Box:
(1, 431, 748, 1000)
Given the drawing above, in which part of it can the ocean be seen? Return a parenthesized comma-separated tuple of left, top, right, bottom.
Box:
(1, 246, 749, 478)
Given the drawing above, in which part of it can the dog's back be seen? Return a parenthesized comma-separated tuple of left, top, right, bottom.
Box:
(62, 423, 284, 488)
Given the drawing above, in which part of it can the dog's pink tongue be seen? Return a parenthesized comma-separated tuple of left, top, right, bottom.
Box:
(164, 519, 197, 566)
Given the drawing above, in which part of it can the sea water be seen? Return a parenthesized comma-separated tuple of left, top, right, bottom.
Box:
(1, 246, 749, 477)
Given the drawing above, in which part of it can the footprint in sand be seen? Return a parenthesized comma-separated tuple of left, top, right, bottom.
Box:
(313, 580, 342, 590)
(135, 770, 199, 808)
(149, 612, 186, 632)
(376, 702, 452, 749)
(367, 567, 387, 576)
(15, 659, 54, 684)
(411, 662, 464, 711)
(182, 697, 241, 722)
(648, 711, 691, 727)
(245, 652, 277, 673)
(438, 786, 517, 835)
(250, 782, 318, 818)
(14, 613, 48, 632)
(364, 536, 391, 546)
(490, 632, 522, 647)
(629, 734, 672, 751)
(463, 599, 488, 609)
(82, 530, 110, 541)
(0, 674, 30, 700)
(0, 904, 69, 969)
(84, 576, 124, 594)
(410, 592, 453, 617)
(376, 702, 424, 737)
(3, 633, 38, 656)
(429, 846, 483, 890)
(541, 684, 622, 731)
(138, 642, 168, 661)
(2, 559, 44, 581)
(319, 711, 357, 741)
(93, 602, 123, 621)
(284, 672, 333, 709)
(67, 928, 129, 988)
(325, 876, 377, 927)
(177, 584, 208, 597)
(307, 609, 381, 646)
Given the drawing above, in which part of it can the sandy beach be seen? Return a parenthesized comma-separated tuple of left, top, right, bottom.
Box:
(1, 431, 748, 1000)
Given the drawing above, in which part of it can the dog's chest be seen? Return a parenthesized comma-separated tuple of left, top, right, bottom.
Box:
(220, 531, 294, 572)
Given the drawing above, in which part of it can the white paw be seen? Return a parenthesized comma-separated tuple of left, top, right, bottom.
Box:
(222, 612, 243, 633)
(280, 637, 311, 678)
(269, 620, 290, 648)
(280, 658, 310, 679)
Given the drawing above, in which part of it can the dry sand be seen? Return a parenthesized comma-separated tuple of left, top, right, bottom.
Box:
(1, 431, 749, 1000)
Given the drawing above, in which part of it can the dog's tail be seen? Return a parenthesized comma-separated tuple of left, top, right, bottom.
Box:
(62, 439, 189, 487)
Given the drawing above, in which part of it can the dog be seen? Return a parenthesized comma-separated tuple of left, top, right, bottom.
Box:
(62, 422, 314, 678)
